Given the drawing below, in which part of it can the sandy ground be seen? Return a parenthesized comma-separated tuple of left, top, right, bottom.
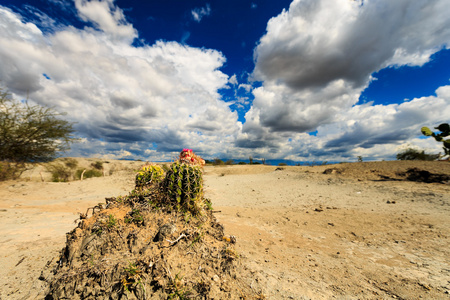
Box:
(0, 159, 449, 299)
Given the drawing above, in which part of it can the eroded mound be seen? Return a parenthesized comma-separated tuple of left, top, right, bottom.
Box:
(42, 151, 262, 299)
(42, 198, 259, 299)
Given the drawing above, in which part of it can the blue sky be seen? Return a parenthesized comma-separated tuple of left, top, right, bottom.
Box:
(0, 0, 449, 162)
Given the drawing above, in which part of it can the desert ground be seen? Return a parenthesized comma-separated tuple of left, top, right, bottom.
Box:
(0, 159, 449, 299)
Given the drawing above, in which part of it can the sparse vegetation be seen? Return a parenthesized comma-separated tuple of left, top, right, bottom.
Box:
(107, 214, 117, 228)
(212, 158, 225, 165)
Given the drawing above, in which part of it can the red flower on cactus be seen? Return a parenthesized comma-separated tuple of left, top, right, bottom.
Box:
(179, 149, 205, 166)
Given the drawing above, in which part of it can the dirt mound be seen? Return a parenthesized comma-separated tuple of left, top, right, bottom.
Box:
(41, 155, 262, 299)
(42, 198, 260, 299)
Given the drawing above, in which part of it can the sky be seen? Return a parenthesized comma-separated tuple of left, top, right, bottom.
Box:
(0, 0, 449, 163)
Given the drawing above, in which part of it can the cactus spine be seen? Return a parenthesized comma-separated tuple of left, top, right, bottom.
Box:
(163, 161, 204, 216)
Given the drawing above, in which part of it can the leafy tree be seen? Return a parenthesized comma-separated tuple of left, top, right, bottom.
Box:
(421, 123, 450, 159)
(0, 88, 76, 163)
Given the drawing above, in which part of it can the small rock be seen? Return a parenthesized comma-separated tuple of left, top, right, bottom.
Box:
(154, 223, 176, 242)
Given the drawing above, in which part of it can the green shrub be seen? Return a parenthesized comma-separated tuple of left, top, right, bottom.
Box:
(91, 161, 103, 170)
(63, 158, 78, 169)
(47, 163, 72, 182)
(396, 148, 439, 161)
(212, 158, 224, 166)
(0, 161, 25, 181)
(278, 163, 287, 166)
(75, 168, 103, 180)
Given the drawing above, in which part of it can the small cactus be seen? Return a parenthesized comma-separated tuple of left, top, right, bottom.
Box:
(135, 164, 164, 189)
(163, 161, 204, 216)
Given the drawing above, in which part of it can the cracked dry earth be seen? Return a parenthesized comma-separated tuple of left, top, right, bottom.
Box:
(0, 160, 449, 299)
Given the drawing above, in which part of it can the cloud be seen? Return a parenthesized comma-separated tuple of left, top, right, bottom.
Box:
(0, 4, 240, 159)
(191, 4, 211, 23)
(74, 0, 137, 43)
(248, 0, 450, 135)
(324, 85, 450, 150)
(1, 0, 449, 163)
(235, 0, 450, 160)
(236, 85, 450, 162)
(229, 74, 238, 85)
(254, 0, 450, 89)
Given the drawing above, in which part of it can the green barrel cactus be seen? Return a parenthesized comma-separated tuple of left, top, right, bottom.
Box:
(135, 164, 165, 189)
(163, 161, 204, 215)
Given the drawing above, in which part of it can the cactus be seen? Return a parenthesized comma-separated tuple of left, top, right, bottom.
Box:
(135, 164, 165, 189)
(421, 123, 450, 158)
(131, 150, 206, 216)
(163, 161, 204, 216)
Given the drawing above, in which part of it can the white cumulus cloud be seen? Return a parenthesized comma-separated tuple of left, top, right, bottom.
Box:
(0, 3, 239, 159)
(237, 0, 450, 161)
